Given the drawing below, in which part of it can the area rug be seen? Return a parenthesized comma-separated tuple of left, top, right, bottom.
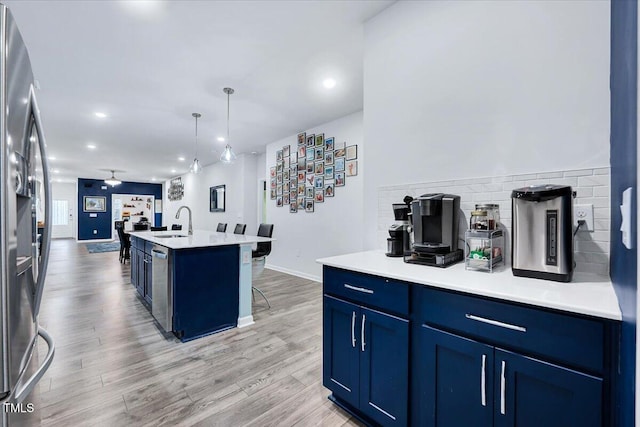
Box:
(85, 241, 121, 254)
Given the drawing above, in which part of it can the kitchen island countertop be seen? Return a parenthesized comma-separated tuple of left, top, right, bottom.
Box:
(317, 250, 621, 321)
(129, 229, 273, 250)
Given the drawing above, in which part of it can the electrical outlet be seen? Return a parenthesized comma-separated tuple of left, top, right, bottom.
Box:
(573, 204, 594, 232)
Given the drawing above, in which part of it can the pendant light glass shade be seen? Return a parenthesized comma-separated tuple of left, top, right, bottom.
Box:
(191, 112, 202, 174)
(104, 170, 121, 186)
(220, 87, 236, 164)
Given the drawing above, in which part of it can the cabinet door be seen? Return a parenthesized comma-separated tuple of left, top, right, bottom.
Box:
(130, 247, 139, 288)
(136, 249, 145, 296)
(416, 325, 494, 427)
(144, 253, 152, 303)
(323, 295, 360, 408)
(494, 349, 602, 427)
(359, 307, 409, 427)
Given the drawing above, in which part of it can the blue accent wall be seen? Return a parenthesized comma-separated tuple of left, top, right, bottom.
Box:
(610, 1, 637, 425)
(77, 178, 163, 241)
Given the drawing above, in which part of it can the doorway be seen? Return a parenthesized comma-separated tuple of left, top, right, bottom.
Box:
(50, 182, 76, 239)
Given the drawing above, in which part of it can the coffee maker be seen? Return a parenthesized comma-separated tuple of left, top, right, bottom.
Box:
(386, 202, 412, 257)
(404, 193, 463, 267)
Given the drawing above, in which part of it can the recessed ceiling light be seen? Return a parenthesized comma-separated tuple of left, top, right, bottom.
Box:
(87, 144, 96, 149)
(151, 177, 157, 181)
(323, 78, 337, 89)
(178, 156, 185, 162)
(217, 136, 225, 142)
(56, 178, 62, 183)
(251, 151, 257, 155)
(48, 156, 56, 161)
(94, 112, 107, 118)
(171, 169, 176, 173)
(53, 169, 60, 174)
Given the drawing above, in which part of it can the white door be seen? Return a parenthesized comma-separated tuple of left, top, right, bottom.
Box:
(51, 198, 74, 238)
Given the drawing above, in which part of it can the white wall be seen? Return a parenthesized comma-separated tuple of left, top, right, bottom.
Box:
(164, 154, 259, 235)
(363, 0, 610, 248)
(265, 111, 364, 281)
(51, 182, 77, 239)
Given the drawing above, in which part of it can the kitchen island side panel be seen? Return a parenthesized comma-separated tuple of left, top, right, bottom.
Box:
(171, 245, 239, 341)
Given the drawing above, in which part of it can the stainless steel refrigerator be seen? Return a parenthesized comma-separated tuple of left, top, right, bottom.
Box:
(0, 4, 54, 425)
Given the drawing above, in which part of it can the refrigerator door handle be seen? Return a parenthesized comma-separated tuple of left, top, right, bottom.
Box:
(13, 327, 54, 403)
(30, 86, 52, 318)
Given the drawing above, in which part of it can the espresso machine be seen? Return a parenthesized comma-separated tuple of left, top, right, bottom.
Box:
(386, 199, 412, 257)
(404, 193, 463, 267)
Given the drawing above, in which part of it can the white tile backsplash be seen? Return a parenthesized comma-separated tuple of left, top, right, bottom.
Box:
(378, 167, 610, 276)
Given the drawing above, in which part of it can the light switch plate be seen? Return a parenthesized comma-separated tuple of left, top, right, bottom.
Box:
(242, 251, 251, 264)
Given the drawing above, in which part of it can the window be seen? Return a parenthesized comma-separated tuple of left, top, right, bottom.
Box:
(52, 200, 68, 226)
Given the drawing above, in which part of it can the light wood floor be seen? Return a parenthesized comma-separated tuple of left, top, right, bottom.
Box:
(35, 239, 361, 426)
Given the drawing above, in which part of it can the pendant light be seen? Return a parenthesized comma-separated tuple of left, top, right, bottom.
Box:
(220, 87, 237, 164)
(190, 112, 202, 174)
(104, 170, 121, 187)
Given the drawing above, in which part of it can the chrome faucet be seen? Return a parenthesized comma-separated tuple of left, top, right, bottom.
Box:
(175, 206, 193, 235)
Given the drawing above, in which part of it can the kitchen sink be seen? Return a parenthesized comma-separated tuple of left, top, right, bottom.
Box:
(155, 234, 188, 239)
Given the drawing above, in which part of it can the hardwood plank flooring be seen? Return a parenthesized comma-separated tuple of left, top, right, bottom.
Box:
(33, 239, 361, 426)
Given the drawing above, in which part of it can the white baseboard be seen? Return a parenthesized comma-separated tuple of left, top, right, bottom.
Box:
(237, 315, 254, 328)
(264, 264, 321, 283)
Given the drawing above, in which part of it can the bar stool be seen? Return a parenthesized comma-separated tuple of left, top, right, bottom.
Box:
(252, 223, 274, 308)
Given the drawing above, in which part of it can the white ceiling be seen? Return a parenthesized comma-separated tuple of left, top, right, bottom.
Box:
(4, 0, 393, 184)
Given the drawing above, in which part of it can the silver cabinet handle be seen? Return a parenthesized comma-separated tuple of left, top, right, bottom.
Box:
(481, 354, 486, 407)
(500, 360, 506, 415)
(361, 314, 366, 352)
(152, 250, 168, 259)
(344, 284, 374, 294)
(351, 311, 356, 348)
(465, 314, 527, 333)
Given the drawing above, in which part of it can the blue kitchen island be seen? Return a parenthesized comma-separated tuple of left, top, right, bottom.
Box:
(130, 229, 273, 341)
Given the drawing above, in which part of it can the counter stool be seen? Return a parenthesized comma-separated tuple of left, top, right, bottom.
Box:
(252, 223, 274, 308)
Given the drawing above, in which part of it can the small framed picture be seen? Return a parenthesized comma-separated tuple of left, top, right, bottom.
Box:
(291, 152, 297, 163)
(297, 196, 305, 209)
(277, 184, 283, 195)
(315, 176, 324, 189)
(277, 173, 283, 184)
(270, 166, 276, 178)
(297, 171, 306, 182)
(283, 169, 290, 181)
(314, 147, 324, 161)
(325, 165, 334, 179)
(290, 189, 298, 199)
(335, 140, 346, 150)
(283, 145, 290, 157)
(283, 194, 290, 205)
(325, 137, 334, 152)
(305, 199, 314, 212)
(306, 187, 314, 198)
(270, 178, 276, 189)
(283, 181, 290, 193)
(290, 201, 298, 213)
(291, 177, 298, 187)
(315, 133, 324, 146)
(297, 159, 306, 171)
(276, 196, 283, 207)
(315, 161, 324, 175)
(306, 174, 315, 187)
(290, 165, 296, 175)
(276, 150, 283, 161)
(306, 134, 315, 147)
(334, 157, 345, 172)
(81, 196, 102, 213)
(297, 132, 306, 145)
(346, 160, 358, 176)
(325, 182, 335, 197)
(306, 148, 314, 162)
(270, 188, 276, 199)
(346, 145, 357, 160)
(283, 156, 289, 166)
(335, 172, 345, 187)
(298, 145, 306, 158)
(277, 162, 283, 173)
(325, 151, 334, 166)
(334, 147, 345, 158)
(315, 189, 324, 203)
(306, 162, 314, 173)
(297, 183, 306, 194)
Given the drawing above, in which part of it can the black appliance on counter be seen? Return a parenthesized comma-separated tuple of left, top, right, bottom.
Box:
(511, 185, 574, 282)
(386, 199, 412, 257)
(404, 193, 463, 267)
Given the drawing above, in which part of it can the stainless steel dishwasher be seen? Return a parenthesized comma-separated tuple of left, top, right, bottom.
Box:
(151, 245, 172, 332)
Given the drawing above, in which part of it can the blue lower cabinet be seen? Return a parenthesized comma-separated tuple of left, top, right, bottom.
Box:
(416, 325, 494, 427)
(416, 325, 602, 427)
(323, 295, 409, 426)
(494, 349, 602, 427)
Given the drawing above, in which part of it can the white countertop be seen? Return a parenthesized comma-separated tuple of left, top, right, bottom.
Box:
(317, 250, 622, 321)
(129, 229, 273, 250)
